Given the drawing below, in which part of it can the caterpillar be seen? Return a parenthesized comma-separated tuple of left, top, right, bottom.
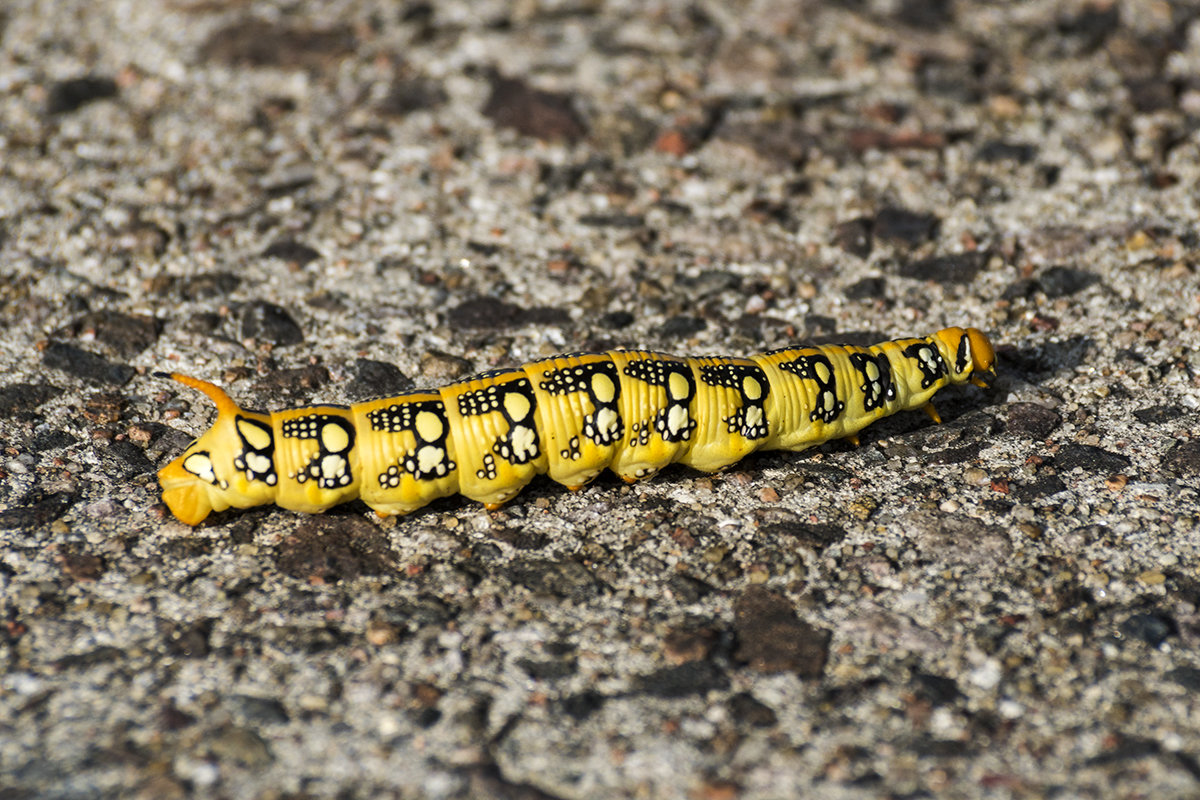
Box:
(156, 327, 995, 525)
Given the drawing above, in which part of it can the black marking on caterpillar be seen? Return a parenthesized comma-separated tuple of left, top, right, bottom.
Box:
(778, 353, 845, 423)
(698, 363, 770, 440)
(232, 416, 277, 486)
(539, 361, 624, 447)
(849, 352, 896, 413)
(623, 357, 697, 442)
(366, 399, 456, 482)
(154, 328, 996, 524)
(281, 414, 356, 489)
(902, 342, 947, 389)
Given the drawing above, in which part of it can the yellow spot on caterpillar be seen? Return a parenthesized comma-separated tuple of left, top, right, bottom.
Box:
(591, 373, 616, 403)
(236, 418, 272, 450)
(504, 391, 531, 420)
(865, 361, 880, 381)
(321, 422, 350, 453)
(414, 410, 443, 441)
(815, 361, 831, 382)
(183, 453, 215, 482)
(594, 407, 619, 436)
(742, 375, 762, 400)
(668, 371, 689, 400)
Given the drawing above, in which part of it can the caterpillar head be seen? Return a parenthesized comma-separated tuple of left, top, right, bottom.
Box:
(933, 327, 996, 385)
(157, 373, 277, 525)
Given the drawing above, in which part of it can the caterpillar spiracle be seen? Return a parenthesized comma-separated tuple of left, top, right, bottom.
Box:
(156, 327, 995, 525)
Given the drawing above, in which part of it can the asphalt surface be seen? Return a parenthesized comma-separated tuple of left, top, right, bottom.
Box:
(3, 1, 1200, 798)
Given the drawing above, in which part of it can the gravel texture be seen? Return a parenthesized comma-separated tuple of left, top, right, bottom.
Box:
(3, 1, 1200, 798)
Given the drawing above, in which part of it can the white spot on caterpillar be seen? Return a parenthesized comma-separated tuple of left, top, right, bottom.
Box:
(183, 453, 216, 483)
(510, 425, 537, 459)
(666, 404, 689, 436)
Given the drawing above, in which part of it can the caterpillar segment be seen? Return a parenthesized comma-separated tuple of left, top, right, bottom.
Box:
(156, 326, 996, 525)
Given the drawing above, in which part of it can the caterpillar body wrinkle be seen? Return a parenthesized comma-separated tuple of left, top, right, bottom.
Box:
(157, 327, 996, 525)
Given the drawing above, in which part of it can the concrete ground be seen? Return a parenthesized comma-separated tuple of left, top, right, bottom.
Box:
(2, 0, 1200, 797)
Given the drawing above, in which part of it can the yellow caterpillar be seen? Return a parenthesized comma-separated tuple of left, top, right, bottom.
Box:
(157, 327, 995, 525)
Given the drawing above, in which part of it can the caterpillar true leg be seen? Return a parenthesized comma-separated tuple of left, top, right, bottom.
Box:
(155, 327, 996, 525)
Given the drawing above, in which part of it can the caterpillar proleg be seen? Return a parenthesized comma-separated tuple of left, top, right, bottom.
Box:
(156, 327, 995, 525)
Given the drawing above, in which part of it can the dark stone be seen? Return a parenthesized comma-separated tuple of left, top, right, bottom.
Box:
(1126, 76, 1178, 114)
(227, 694, 290, 725)
(274, 517, 396, 582)
(872, 207, 939, 248)
(667, 573, 714, 604)
(55, 311, 162, 358)
(516, 656, 577, 680)
(262, 239, 322, 266)
(449, 297, 569, 329)
(482, 74, 587, 142)
(1118, 613, 1176, 647)
(164, 618, 214, 658)
(976, 141, 1037, 163)
(753, 508, 846, 550)
(503, 559, 601, 601)
(346, 358, 413, 402)
(58, 549, 106, 582)
(97, 439, 156, 478)
(1010, 475, 1067, 502)
(0, 383, 58, 417)
(559, 690, 604, 720)
(897, 252, 989, 285)
(238, 301, 304, 347)
(1163, 440, 1200, 476)
(490, 526, 549, 551)
(599, 310, 635, 329)
(1004, 403, 1062, 439)
(1166, 666, 1200, 691)
(254, 365, 330, 396)
(733, 586, 829, 677)
(1057, 4, 1120, 53)
(832, 218, 873, 259)
(30, 430, 77, 451)
(577, 213, 645, 228)
(844, 276, 886, 301)
(42, 342, 135, 385)
(1134, 406, 1184, 424)
(179, 272, 240, 300)
(911, 672, 962, 706)
(379, 77, 447, 116)
(1055, 444, 1131, 474)
(1001, 278, 1039, 301)
(1038, 266, 1099, 298)
(894, 0, 954, 29)
(658, 315, 706, 338)
(199, 19, 356, 69)
(727, 692, 778, 727)
(46, 75, 118, 114)
(634, 661, 729, 698)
